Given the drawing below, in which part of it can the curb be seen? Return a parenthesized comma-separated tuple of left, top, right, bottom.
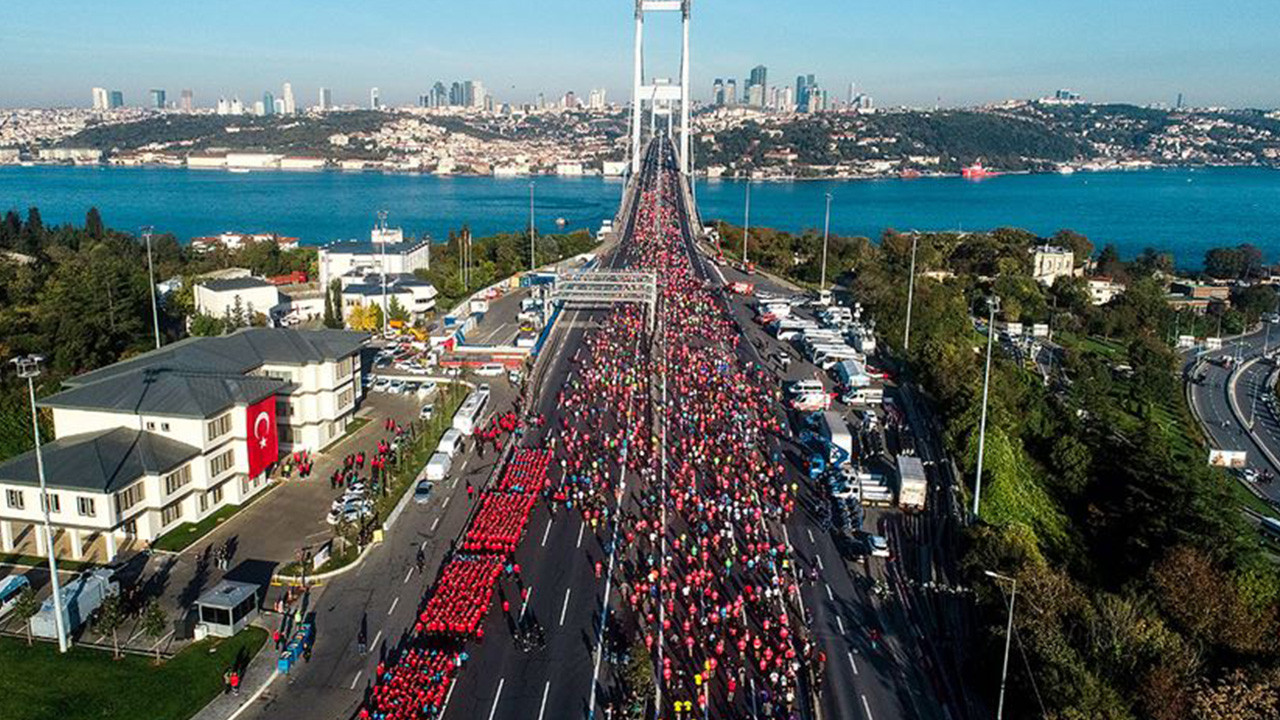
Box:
(1227, 356, 1280, 472)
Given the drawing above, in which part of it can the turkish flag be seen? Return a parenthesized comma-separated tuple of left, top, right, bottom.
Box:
(246, 395, 279, 478)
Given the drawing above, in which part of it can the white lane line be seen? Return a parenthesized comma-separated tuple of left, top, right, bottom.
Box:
(575, 521, 586, 548)
(836, 615, 846, 636)
(431, 516, 441, 532)
(848, 651, 859, 676)
(541, 518, 553, 547)
(861, 694, 874, 719)
(487, 677, 505, 720)
(387, 597, 399, 615)
(350, 670, 363, 690)
(442, 496, 451, 509)
(825, 584, 834, 602)
(559, 587, 572, 626)
(439, 677, 458, 719)
(372, 629, 382, 648)
(404, 567, 413, 584)
(519, 587, 534, 621)
(807, 528, 815, 544)
(536, 680, 552, 720)
(783, 525, 791, 546)
(816, 554, 824, 571)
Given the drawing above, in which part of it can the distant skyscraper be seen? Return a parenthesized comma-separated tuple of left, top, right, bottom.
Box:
(180, 89, 194, 112)
(563, 91, 577, 109)
(796, 74, 816, 111)
(91, 87, 109, 110)
(431, 82, 447, 108)
(282, 83, 296, 114)
(150, 89, 166, 109)
(230, 97, 244, 115)
(781, 86, 794, 112)
(471, 81, 486, 109)
(319, 87, 332, 111)
(216, 97, 230, 115)
(1176, 92, 1184, 109)
(848, 82, 857, 105)
(370, 87, 381, 109)
(262, 91, 275, 116)
(712, 79, 724, 106)
(449, 82, 464, 106)
(536, 93, 546, 110)
(109, 90, 125, 108)
(724, 79, 737, 106)
(747, 84, 764, 107)
(747, 65, 768, 106)
(274, 98, 285, 114)
(253, 100, 266, 116)
(588, 88, 606, 110)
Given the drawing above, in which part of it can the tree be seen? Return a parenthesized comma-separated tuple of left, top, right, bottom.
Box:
(141, 599, 168, 662)
(189, 312, 225, 337)
(1190, 669, 1280, 720)
(1050, 229, 1093, 265)
(1204, 244, 1264, 280)
(0, 210, 21, 249)
(20, 207, 44, 256)
(95, 593, 126, 659)
(228, 295, 247, 328)
(12, 586, 40, 646)
(322, 281, 338, 328)
(85, 207, 105, 240)
(387, 296, 410, 324)
(324, 280, 344, 328)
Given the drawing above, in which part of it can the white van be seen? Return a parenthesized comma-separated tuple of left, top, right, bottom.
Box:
(0, 575, 31, 618)
(438, 428, 463, 458)
(425, 452, 453, 482)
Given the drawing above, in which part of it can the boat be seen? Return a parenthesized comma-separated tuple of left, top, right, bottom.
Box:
(555, 217, 567, 227)
(899, 169, 921, 179)
(1056, 165, 1075, 175)
(961, 162, 998, 179)
(228, 167, 251, 174)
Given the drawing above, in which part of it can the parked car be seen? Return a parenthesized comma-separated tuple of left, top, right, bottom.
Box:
(326, 500, 374, 525)
(420, 404, 435, 420)
(412, 480, 434, 505)
(0, 575, 31, 618)
(373, 378, 391, 393)
(475, 363, 504, 377)
(867, 534, 890, 558)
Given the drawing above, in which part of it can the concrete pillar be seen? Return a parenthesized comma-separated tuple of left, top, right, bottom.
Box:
(68, 528, 83, 560)
(104, 531, 118, 562)
(630, 2, 645, 173)
(34, 524, 47, 556)
(0, 520, 13, 552)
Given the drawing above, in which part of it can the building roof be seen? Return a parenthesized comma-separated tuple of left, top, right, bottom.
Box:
(320, 238, 431, 257)
(42, 370, 288, 418)
(200, 277, 276, 293)
(0, 427, 200, 493)
(196, 579, 260, 610)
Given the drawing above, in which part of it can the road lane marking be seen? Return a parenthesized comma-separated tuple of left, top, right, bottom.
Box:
(487, 677, 505, 720)
(807, 528, 815, 544)
(431, 516, 441, 532)
(559, 587, 572, 626)
(439, 677, 458, 719)
(848, 651, 859, 676)
(836, 615, 846, 635)
(520, 587, 534, 620)
(404, 567, 413, 584)
(536, 680, 552, 720)
(420, 540, 428, 552)
(350, 670, 362, 689)
(816, 554, 824, 571)
(861, 694, 874, 719)
(387, 597, 399, 615)
(576, 521, 585, 548)
(825, 584, 834, 602)
(442, 496, 451, 509)
(372, 629, 382, 648)
(542, 518, 553, 547)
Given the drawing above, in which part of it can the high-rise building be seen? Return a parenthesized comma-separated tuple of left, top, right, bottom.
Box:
(847, 82, 857, 105)
(449, 82, 464, 106)
(150, 89, 166, 109)
(230, 97, 244, 115)
(262, 91, 275, 116)
(319, 87, 332, 111)
(253, 100, 266, 116)
(796, 74, 816, 111)
(563, 91, 578, 109)
(471, 81, 486, 109)
(274, 98, 285, 115)
(781, 86, 795, 113)
(431, 82, 447, 108)
(747, 65, 768, 106)
(370, 87, 381, 109)
(109, 90, 125, 108)
(724, 79, 737, 106)
(180, 89, 194, 112)
(712, 79, 724, 106)
(747, 84, 764, 108)
(216, 97, 230, 115)
(588, 88, 606, 110)
(282, 83, 296, 114)
(91, 87, 109, 110)
(536, 93, 546, 110)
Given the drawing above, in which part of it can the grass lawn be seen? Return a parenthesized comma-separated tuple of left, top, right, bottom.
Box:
(0, 627, 267, 720)
(0, 554, 96, 572)
(152, 483, 276, 553)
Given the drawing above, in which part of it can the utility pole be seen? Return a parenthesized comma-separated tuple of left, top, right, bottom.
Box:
(377, 210, 388, 337)
(903, 232, 920, 351)
(984, 570, 1017, 720)
(528, 181, 536, 272)
(742, 180, 751, 267)
(142, 226, 161, 349)
(820, 192, 832, 292)
(972, 295, 1000, 520)
(12, 355, 68, 653)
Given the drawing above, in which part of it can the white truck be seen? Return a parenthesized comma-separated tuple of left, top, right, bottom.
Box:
(425, 452, 453, 481)
(897, 455, 928, 511)
(30, 569, 118, 640)
(819, 411, 854, 465)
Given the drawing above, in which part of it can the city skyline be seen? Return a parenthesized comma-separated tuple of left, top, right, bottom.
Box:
(4, 0, 1280, 109)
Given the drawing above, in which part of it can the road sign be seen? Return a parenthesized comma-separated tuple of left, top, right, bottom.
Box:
(1208, 449, 1248, 468)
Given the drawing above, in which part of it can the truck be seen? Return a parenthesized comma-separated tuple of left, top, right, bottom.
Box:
(728, 281, 755, 296)
(819, 411, 853, 467)
(425, 452, 453, 481)
(30, 569, 118, 640)
(833, 359, 872, 389)
(897, 455, 928, 511)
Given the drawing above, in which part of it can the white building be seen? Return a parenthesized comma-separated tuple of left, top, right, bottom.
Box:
(0, 329, 366, 560)
(1031, 245, 1076, 285)
(282, 82, 296, 115)
(318, 237, 431, 288)
(1087, 277, 1126, 305)
(339, 273, 438, 322)
(92, 87, 109, 111)
(194, 277, 282, 320)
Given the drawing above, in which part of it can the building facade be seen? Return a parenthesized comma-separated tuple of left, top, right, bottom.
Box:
(318, 236, 431, 288)
(1031, 245, 1076, 285)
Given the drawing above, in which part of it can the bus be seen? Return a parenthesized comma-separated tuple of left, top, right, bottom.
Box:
(452, 387, 490, 436)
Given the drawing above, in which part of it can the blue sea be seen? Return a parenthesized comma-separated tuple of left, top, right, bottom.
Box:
(1, 165, 1277, 267)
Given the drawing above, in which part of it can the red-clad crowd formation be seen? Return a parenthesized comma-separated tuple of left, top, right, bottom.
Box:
(417, 554, 504, 637)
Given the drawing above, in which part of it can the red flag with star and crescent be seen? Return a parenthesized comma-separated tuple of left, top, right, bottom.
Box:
(246, 395, 278, 478)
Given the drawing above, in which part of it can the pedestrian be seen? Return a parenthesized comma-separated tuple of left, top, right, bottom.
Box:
(229, 669, 241, 696)
(273, 629, 283, 650)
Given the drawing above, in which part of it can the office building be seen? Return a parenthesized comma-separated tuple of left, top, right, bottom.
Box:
(253, 101, 266, 116)
(282, 83, 296, 114)
(370, 87, 381, 110)
(431, 82, 447, 108)
(449, 82, 464, 106)
(318, 235, 431, 289)
(747, 84, 765, 108)
(0, 329, 367, 560)
(588, 88, 606, 110)
(471, 81, 487, 109)
(150, 89, 166, 109)
(747, 65, 768, 106)
(319, 87, 332, 111)
(109, 90, 125, 108)
(724, 79, 737, 106)
(712, 79, 724, 106)
(273, 98, 285, 115)
(262, 91, 275, 116)
(92, 87, 109, 110)
(230, 97, 244, 115)
(180, 89, 194, 112)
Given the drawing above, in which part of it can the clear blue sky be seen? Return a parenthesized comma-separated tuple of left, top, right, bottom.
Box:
(3, 0, 1278, 109)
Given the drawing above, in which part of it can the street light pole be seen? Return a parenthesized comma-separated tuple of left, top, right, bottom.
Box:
(528, 181, 536, 272)
(972, 296, 1000, 520)
(820, 192, 832, 292)
(376, 210, 389, 337)
(12, 355, 68, 653)
(984, 570, 1018, 720)
(903, 232, 920, 351)
(742, 180, 751, 267)
(142, 226, 161, 349)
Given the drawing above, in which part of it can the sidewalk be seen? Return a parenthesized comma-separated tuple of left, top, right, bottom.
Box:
(190, 619, 280, 720)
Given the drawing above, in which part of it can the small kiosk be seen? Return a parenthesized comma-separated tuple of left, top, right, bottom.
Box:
(195, 580, 260, 638)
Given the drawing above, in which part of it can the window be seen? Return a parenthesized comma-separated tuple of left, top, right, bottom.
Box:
(163, 465, 192, 495)
(279, 425, 295, 443)
(40, 492, 61, 514)
(77, 497, 96, 517)
(146, 421, 156, 431)
(198, 492, 208, 513)
(334, 356, 354, 382)
(5, 489, 23, 510)
(209, 448, 235, 478)
(161, 422, 170, 432)
(122, 519, 137, 536)
(209, 484, 224, 505)
(160, 500, 183, 527)
(338, 387, 354, 410)
(260, 368, 292, 382)
(206, 413, 232, 442)
(276, 399, 291, 417)
(115, 482, 145, 515)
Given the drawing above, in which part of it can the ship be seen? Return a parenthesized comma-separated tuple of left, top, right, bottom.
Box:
(899, 169, 922, 179)
(961, 162, 998, 179)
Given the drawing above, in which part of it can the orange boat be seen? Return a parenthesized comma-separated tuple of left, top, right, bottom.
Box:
(961, 162, 999, 179)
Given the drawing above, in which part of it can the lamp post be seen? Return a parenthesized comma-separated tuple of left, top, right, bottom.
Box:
(984, 570, 1018, 720)
(11, 355, 68, 653)
(742, 180, 751, 267)
(377, 210, 388, 337)
(820, 192, 832, 292)
(972, 295, 1000, 520)
(903, 232, 920, 351)
(141, 226, 161, 350)
(528, 181, 536, 272)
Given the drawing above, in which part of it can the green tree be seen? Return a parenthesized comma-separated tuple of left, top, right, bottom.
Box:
(20, 207, 44, 256)
(325, 280, 344, 328)
(189, 312, 226, 337)
(12, 585, 40, 646)
(95, 593, 126, 659)
(85, 207, 105, 240)
(141, 598, 168, 662)
(387, 296, 410, 323)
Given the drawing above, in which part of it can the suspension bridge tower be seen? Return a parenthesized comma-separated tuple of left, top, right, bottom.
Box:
(629, 0, 692, 175)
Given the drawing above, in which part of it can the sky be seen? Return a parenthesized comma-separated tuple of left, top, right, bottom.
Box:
(3, 0, 1278, 109)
